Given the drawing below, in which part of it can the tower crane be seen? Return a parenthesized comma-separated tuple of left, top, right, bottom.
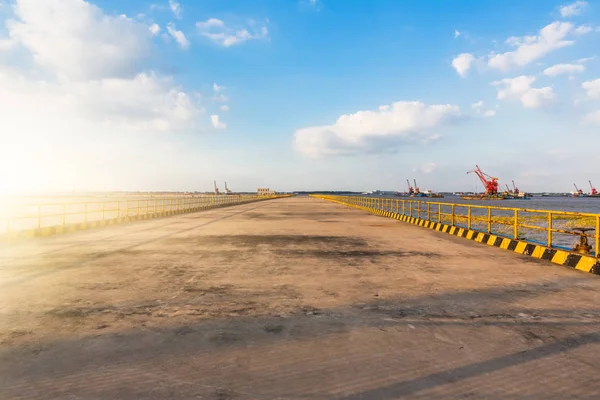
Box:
(214, 181, 220, 195)
(589, 180, 598, 196)
(225, 181, 232, 195)
(467, 165, 499, 197)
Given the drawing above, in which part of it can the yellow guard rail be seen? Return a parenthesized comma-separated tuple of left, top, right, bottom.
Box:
(311, 195, 600, 257)
(0, 194, 289, 240)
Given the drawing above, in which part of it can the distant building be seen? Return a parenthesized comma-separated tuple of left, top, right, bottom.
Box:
(257, 188, 276, 196)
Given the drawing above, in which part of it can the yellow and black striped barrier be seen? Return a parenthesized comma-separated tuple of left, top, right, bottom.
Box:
(311, 195, 600, 275)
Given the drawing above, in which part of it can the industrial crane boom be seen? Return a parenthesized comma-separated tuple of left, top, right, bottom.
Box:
(467, 165, 499, 197)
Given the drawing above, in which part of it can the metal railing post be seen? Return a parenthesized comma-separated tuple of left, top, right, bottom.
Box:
(596, 215, 600, 257)
(487, 207, 491, 233)
(409, 202, 413, 218)
(547, 212, 553, 248)
(467, 206, 471, 230)
(438, 204, 441, 223)
(514, 210, 519, 240)
(418, 202, 421, 219)
(402, 201, 405, 216)
(451, 204, 455, 226)
(427, 203, 431, 221)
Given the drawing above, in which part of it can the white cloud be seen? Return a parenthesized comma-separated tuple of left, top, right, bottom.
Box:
(167, 23, 189, 49)
(294, 101, 461, 157)
(149, 23, 160, 35)
(451, 53, 475, 77)
(8, 0, 153, 80)
(213, 93, 228, 102)
(220, 104, 229, 112)
(213, 82, 222, 92)
(0, 0, 205, 194)
(488, 22, 579, 71)
(559, 1, 588, 17)
(196, 18, 268, 47)
(471, 100, 484, 111)
(585, 109, 600, 124)
(582, 78, 600, 99)
(211, 114, 227, 129)
(574, 24, 593, 34)
(471, 100, 496, 117)
(543, 63, 586, 76)
(454, 30, 461, 38)
(576, 56, 595, 63)
(169, 0, 181, 18)
(492, 76, 556, 108)
(0, 37, 14, 51)
(420, 162, 437, 174)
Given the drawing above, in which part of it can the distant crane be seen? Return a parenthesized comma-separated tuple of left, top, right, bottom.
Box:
(406, 179, 414, 195)
(413, 179, 421, 195)
(214, 180, 220, 195)
(589, 180, 598, 196)
(225, 181, 232, 195)
(467, 165, 499, 197)
(573, 183, 584, 197)
(512, 180, 520, 195)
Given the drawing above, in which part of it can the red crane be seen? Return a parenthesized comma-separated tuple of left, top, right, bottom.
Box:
(406, 179, 414, 195)
(590, 180, 598, 195)
(467, 165, 499, 197)
(413, 179, 421, 195)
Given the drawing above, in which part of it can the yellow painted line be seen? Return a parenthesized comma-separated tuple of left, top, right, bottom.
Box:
(514, 242, 527, 254)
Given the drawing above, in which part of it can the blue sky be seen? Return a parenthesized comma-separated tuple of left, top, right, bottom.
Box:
(0, 0, 599, 194)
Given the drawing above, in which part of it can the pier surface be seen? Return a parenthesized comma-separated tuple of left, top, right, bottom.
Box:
(1, 197, 600, 399)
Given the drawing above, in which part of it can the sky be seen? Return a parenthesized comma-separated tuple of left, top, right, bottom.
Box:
(0, 0, 599, 194)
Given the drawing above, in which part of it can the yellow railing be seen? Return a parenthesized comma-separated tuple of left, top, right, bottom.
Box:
(311, 195, 600, 257)
(0, 194, 289, 239)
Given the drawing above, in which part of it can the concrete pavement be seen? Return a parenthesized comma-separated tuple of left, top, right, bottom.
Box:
(1, 196, 600, 399)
